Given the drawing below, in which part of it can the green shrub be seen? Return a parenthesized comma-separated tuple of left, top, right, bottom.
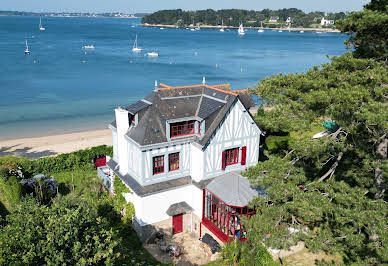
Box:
(113, 174, 131, 210)
(0, 196, 119, 265)
(265, 135, 290, 154)
(0, 176, 23, 211)
(220, 240, 274, 265)
(123, 201, 135, 224)
(31, 145, 113, 174)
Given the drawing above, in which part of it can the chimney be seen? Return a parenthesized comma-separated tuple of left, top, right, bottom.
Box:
(115, 107, 129, 175)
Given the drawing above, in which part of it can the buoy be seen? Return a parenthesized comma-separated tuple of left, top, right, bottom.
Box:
(216, 64, 219, 68)
(194, 52, 198, 56)
(130, 60, 133, 64)
(240, 67, 243, 72)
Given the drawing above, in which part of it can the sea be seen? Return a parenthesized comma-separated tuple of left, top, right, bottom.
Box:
(0, 16, 348, 140)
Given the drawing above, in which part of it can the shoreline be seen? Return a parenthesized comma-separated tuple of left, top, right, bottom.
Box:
(141, 23, 341, 33)
(0, 129, 112, 159)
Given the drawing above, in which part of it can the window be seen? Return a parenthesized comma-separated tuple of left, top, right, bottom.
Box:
(170, 121, 195, 137)
(222, 148, 239, 169)
(169, 152, 180, 171)
(153, 155, 164, 175)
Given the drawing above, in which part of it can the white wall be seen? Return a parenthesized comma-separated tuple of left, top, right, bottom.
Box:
(115, 108, 129, 175)
(128, 184, 202, 225)
(190, 144, 204, 183)
(126, 140, 143, 183)
(141, 142, 191, 186)
(202, 100, 261, 180)
(112, 129, 118, 162)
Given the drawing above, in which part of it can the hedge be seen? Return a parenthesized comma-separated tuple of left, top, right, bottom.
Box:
(0, 145, 113, 178)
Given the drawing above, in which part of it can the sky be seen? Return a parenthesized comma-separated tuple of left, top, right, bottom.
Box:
(1, 0, 370, 13)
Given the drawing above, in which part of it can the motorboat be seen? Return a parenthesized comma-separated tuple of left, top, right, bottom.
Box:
(146, 52, 159, 57)
(83, 45, 95, 49)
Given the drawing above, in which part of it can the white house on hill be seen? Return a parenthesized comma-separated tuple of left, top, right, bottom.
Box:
(105, 82, 262, 243)
(321, 17, 335, 26)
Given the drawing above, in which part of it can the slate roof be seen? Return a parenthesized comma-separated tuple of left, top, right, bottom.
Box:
(126, 100, 150, 115)
(113, 84, 254, 148)
(107, 160, 192, 197)
(166, 201, 193, 216)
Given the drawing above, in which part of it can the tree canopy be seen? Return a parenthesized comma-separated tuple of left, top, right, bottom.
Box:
(0, 196, 119, 265)
(245, 54, 387, 264)
(337, 0, 388, 59)
(142, 8, 346, 28)
(234, 0, 388, 264)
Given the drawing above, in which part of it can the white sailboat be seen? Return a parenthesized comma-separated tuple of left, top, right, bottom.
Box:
(238, 23, 245, 35)
(220, 19, 224, 32)
(25, 40, 30, 55)
(39, 17, 45, 31)
(258, 21, 264, 33)
(132, 34, 142, 52)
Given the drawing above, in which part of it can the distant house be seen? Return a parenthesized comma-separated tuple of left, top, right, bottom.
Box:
(269, 16, 279, 23)
(104, 81, 262, 243)
(286, 17, 292, 23)
(320, 17, 335, 26)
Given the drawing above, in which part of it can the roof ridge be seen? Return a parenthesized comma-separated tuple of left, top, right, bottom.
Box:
(195, 94, 204, 117)
(204, 85, 238, 96)
(233, 89, 249, 93)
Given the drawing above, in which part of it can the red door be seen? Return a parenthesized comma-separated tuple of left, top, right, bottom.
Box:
(172, 214, 183, 235)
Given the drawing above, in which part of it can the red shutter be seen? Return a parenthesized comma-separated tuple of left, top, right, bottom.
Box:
(221, 151, 226, 170)
(241, 146, 247, 165)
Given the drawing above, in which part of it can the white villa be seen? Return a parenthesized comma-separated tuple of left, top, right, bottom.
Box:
(320, 17, 335, 26)
(105, 81, 263, 243)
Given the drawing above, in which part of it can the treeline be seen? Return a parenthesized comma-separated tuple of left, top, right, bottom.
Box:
(0, 11, 147, 17)
(142, 8, 347, 28)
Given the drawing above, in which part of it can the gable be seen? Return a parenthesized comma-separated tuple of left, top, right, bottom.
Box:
(204, 99, 261, 149)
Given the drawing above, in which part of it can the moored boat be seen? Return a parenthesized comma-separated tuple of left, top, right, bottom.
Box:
(132, 34, 142, 52)
(238, 23, 245, 35)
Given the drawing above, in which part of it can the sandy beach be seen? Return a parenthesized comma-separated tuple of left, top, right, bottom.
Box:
(0, 129, 112, 159)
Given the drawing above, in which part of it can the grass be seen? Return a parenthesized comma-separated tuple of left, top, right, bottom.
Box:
(281, 247, 343, 265)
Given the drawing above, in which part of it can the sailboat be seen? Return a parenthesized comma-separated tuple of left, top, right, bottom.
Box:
(258, 21, 264, 33)
(24, 40, 30, 55)
(238, 23, 245, 35)
(220, 19, 224, 32)
(132, 34, 142, 52)
(39, 17, 45, 31)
